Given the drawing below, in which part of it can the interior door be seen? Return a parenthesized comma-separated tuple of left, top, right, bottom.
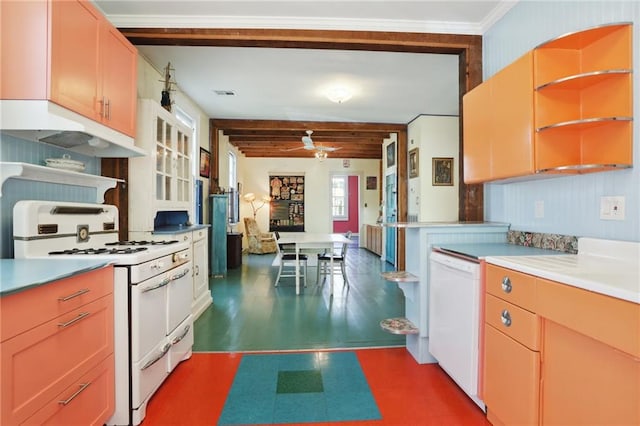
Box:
(385, 173, 396, 265)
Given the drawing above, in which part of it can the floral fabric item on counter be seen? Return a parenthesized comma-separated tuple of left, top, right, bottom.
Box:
(507, 230, 578, 254)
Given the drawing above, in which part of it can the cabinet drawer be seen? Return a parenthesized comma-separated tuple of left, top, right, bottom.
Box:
(193, 229, 207, 242)
(22, 354, 115, 426)
(486, 264, 536, 310)
(1, 296, 113, 425)
(1, 266, 113, 341)
(486, 293, 540, 350)
(484, 324, 540, 426)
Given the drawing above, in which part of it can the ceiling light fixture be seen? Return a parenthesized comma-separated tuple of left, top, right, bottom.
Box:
(326, 86, 352, 104)
(315, 151, 328, 161)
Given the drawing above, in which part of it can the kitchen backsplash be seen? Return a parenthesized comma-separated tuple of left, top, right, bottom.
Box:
(0, 134, 100, 258)
(508, 230, 578, 254)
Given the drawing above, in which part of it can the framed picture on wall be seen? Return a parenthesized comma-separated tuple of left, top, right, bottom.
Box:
(199, 147, 211, 178)
(386, 142, 396, 168)
(366, 176, 377, 190)
(409, 148, 419, 178)
(432, 157, 453, 186)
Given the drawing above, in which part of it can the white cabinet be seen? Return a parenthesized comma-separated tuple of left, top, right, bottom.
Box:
(129, 99, 193, 233)
(192, 228, 211, 320)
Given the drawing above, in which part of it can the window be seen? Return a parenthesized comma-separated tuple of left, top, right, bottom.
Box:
(228, 152, 239, 223)
(331, 175, 348, 220)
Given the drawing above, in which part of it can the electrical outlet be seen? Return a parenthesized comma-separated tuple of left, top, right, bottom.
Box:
(600, 196, 625, 221)
(534, 201, 544, 218)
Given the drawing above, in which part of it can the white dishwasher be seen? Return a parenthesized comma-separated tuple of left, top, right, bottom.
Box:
(429, 249, 485, 410)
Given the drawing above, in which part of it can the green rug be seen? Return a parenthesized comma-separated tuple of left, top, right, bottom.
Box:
(218, 351, 381, 425)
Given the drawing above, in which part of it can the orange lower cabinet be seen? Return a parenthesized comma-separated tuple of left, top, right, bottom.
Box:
(22, 354, 115, 426)
(540, 320, 640, 425)
(484, 324, 540, 426)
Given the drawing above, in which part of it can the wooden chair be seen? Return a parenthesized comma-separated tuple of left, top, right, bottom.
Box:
(243, 217, 277, 254)
(274, 237, 308, 287)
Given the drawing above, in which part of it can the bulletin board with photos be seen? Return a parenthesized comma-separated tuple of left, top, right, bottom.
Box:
(269, 175, 305, 232)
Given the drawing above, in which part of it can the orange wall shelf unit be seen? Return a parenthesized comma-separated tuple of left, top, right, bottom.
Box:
(463, 23, 633, 183)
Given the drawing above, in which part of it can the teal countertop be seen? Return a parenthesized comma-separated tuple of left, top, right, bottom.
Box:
(435, 242, 564, 259)
(0, 259, 112, 297)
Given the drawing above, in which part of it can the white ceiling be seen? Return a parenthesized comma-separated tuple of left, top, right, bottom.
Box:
(95, 1, 517, 124)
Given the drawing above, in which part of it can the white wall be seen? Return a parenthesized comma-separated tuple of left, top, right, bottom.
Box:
(407, 115, 459, 222)
(234, 152, 381, 240)
(483, 1, 639, 241)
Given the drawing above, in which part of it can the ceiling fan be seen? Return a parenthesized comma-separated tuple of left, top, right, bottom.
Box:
(281, 130, 343, 153)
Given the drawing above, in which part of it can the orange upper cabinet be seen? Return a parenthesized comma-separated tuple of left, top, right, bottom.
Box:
(1, 0, 137, 137)
(463, 23, 633, 183)
(463, 78, 493, 183)
(534, 23, 633, 173)
(463, 52, 534, 183)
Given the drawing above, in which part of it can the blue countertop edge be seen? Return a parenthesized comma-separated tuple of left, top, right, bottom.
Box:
(435, 242, 567, 259)
(0, 259, 113, 297)
(153, 224, 210, 234)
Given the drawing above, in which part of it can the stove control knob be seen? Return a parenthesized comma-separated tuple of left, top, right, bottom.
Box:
(173, 252, 188, 262)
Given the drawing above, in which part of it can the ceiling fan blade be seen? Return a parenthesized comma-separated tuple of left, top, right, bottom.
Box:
(280, 145, 308, 152)
(316, 146, 343, 152)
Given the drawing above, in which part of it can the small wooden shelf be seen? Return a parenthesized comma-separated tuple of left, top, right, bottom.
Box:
(381, 271, 419, 283)
(380, 317, 419, 335)
(0, 162, 123, 202)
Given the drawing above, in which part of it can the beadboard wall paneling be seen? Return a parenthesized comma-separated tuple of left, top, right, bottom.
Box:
(483, 1, 639, 241)
(0, 135, 100, 258)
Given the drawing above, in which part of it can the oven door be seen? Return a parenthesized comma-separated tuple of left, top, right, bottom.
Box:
(131, 271, 169, 362)
(166, 262, 193, 334)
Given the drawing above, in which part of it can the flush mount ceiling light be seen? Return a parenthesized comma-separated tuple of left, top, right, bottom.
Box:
(326, 86, 352, 104)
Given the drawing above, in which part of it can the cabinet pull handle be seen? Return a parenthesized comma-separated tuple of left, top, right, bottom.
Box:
(501, 309, 512, 327)
(58, 312, 90, 328)
(58, 288, 90, 301)
(58, 382, 91, 406)
(501, 276, 512, 293)
(141, 343, 171, 370)
(98, 97, 105, 118)
(105, 98, 111, 120)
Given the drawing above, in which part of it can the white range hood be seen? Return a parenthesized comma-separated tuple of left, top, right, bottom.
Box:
(0, 100, 146, 158)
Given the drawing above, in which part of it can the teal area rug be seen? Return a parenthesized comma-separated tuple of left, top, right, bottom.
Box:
(218, 352, 381, 425)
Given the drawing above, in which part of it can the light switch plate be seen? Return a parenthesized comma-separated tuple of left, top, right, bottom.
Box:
(534, 201, 544, 218)
(600, 196, 625, 220)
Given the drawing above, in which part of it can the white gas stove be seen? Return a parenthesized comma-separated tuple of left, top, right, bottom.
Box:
(13, 200, 194, 425)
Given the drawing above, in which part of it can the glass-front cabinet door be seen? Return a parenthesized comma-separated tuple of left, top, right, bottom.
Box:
(155, 116, 173, 201)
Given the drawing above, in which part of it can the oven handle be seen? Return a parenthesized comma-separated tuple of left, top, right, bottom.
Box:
(170, 268, 190, 282)
(141, 278, 171, 293)
(141, 343, 171, 371)
(172, 324, 191, 345)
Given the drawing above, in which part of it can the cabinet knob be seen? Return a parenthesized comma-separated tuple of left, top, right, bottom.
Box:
(501, 309, 512, 327)
(501, 276, 512, 293)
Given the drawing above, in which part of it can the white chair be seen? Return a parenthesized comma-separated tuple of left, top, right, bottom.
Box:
(274, 237, 308, 287)
(316, 231, 351, 287)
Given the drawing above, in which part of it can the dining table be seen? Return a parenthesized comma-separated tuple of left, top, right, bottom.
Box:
(276, 233, 353, 295)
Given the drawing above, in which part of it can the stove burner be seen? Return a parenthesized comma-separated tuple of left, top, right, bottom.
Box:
(48, 247, 148, 255)
(105, 240, 179, 246)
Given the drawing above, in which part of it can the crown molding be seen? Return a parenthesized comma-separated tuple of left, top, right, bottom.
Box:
(106, 14, 485, 35)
